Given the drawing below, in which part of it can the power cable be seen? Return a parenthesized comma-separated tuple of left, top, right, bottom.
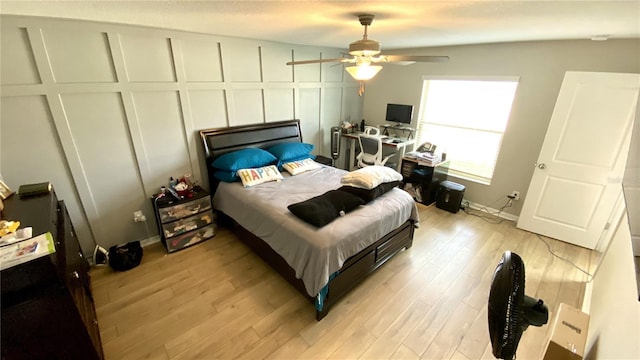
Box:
(462, 196, 513, 224)
(534, 233, 594, 282)
(462, 195, 595, 280)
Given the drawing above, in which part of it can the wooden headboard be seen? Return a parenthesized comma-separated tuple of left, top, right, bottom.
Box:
(199, 120, 303, 191)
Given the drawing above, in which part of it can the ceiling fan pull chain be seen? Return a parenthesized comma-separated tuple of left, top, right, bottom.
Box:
(358, 81, 365, 96)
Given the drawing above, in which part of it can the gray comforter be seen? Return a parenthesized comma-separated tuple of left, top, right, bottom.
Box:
(213, 165, 419, 297)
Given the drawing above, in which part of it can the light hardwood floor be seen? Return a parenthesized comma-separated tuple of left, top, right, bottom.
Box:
(91, 203, 593, 360)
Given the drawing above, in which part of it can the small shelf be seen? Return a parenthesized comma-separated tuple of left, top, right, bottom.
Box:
(401, 157, 449, 205)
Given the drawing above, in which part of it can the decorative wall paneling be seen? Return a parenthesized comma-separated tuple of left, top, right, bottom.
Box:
(0, 15, 363, 254)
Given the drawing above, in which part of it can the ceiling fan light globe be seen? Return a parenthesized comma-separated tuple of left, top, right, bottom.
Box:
(345, 65, 382, 81)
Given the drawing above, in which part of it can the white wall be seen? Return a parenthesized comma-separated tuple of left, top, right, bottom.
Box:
(362, 39, 640, 216)
(0, 15, 363, 255)
(584, 212, 640, 359)
(623, 107, 640, 256)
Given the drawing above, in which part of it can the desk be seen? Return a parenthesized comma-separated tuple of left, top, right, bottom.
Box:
(380, 125, 415, 139)
(341, 132, 415, 172)
(401, 157, 449, 205)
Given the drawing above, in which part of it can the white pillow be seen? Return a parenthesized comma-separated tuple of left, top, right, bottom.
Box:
(237, 165, 284, 187)
(341, 166, 403, 190)
(282, 158, 321, 175)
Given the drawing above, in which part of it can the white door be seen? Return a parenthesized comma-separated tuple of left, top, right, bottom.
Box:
(517, 71, 639, 249)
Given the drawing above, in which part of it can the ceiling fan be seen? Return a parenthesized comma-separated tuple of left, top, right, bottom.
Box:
(286, 14, 448, 93)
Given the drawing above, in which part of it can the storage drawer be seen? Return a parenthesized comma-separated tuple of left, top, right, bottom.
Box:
(157, 196, 212, 223)
(375, 224, 412, 263)
(162, 210, 215, 238)
(329, 251, 375, 299)
(1, 285, 101, 360)
(165, 224, 215, 252)
(76, 274, 103, 358)
(401, 160, 417, 178)
(62, 205, 82, 272)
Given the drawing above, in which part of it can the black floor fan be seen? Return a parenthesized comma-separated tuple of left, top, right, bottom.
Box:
(488, 251, 549, 359)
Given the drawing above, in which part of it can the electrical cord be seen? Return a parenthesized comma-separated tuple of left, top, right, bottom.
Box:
(462, 194, 594, 281)
(533, 233, 594, 282)
(462, 196, 514, 224)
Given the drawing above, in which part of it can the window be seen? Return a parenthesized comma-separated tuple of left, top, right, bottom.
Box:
(415, 77, 519, 185)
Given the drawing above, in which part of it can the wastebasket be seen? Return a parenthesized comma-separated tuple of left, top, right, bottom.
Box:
(436, 180, 465, 213)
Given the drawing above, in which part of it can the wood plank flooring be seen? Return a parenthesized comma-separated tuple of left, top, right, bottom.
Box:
(91, 203, 593, 360)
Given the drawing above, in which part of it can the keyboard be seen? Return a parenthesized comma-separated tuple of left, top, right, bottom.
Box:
(384, 138, 404, 144)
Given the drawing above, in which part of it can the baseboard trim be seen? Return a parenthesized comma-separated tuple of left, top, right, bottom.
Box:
(140, 235, 160, 248)
(465, 201, 519, 222)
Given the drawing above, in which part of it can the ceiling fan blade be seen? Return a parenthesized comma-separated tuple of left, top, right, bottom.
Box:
(286, 58, 351, 65)
(377, 55, 450, 64)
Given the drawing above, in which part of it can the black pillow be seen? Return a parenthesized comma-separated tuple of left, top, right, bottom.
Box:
(339, 181, 401, 203)
(288, 189, 364, 227)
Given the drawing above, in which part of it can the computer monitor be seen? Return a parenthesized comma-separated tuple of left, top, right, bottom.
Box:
(385, 104, 413, 125)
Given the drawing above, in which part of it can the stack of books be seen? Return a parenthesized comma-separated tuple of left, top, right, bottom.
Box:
(405, 151, 442, 165)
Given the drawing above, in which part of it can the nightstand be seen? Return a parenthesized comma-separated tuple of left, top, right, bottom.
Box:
(315, 155, 333, 167)
(401, 157, 450, 205)
(151, 187, 215, 253)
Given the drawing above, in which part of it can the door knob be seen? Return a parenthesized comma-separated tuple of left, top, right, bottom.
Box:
(535, 163, 547, 169)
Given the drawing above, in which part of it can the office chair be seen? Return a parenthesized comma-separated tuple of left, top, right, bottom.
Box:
(356, 134, 396, 168)
(363, 126, 380, 136)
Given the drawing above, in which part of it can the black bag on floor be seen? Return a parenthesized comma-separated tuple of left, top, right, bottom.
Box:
(108, 241, 143, 271)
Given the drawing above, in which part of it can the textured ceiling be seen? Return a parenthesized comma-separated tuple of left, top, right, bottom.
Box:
(1, 1, 639, 50)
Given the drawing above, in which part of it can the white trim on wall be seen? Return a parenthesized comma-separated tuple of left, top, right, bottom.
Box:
(0, 14, 363, 254)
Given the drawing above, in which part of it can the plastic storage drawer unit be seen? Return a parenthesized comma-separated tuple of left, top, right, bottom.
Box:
(152, 186, 215, 253)
(436, 180, 465, 213)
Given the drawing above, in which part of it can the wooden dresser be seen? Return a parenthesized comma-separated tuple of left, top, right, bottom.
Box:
(1, 192, 103, 359)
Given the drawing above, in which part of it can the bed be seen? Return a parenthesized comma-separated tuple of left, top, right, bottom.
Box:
(199, 120, 417, 320)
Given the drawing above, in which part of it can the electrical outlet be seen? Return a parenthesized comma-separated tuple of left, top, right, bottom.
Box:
(510, 191, 520, 201)
(133, 210, 146, 222)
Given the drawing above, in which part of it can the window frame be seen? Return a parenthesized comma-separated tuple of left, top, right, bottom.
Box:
(416, 75, 520, 185)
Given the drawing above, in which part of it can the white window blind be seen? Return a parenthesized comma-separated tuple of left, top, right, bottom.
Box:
(416, 78, 518, 184)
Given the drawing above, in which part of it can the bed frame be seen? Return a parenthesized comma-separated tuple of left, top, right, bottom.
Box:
(199, 120, 415, 320)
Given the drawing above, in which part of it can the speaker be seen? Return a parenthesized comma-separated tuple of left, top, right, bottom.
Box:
(331, 126, 341, 160)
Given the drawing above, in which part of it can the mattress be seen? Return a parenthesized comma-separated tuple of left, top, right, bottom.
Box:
(213, 165, 419, 297)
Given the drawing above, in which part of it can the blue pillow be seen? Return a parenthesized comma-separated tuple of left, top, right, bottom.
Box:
(214, 170, 238, 183)
(212, 148, 277, 172)
(287, 154, 317, 162)
(267, 142, 314, 162)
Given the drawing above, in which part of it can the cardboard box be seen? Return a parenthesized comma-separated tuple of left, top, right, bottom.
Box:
(542, 303, 590, 360)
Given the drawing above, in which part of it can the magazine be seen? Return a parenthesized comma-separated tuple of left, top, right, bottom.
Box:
(0, 232, 56, 270)
(0, 226, 33, 247)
